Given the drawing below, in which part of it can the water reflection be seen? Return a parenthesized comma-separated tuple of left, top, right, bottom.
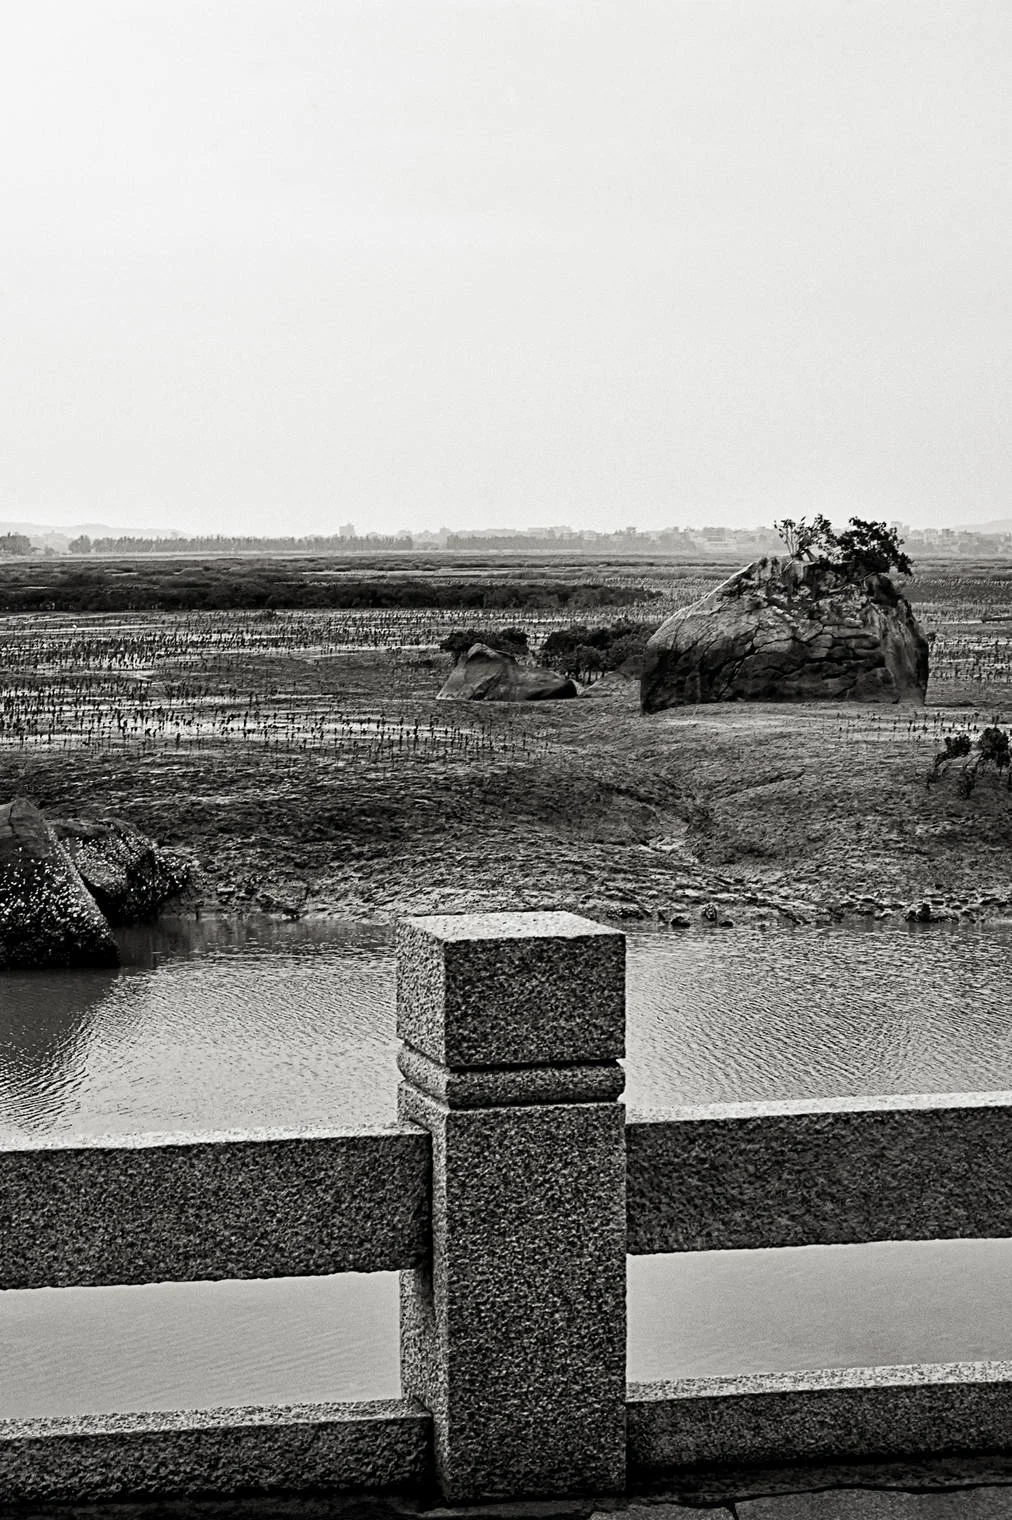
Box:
(0, 915, 397, 1138)
(0, 968, 119, 1133)
(114, 913, 393, 967)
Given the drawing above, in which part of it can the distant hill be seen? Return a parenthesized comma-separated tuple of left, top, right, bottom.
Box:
(0, 520, 184, 550)
(961, 519, 1012, 535)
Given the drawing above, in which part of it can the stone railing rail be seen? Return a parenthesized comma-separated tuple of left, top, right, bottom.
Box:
(2, 910, 1011, 1508)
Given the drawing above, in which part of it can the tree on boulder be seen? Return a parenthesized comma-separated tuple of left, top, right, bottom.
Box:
(642, 530, 928, 711)
(834, 519, 913, 578)
(773, 515, 912, 580)
(771, 514, 837, 561)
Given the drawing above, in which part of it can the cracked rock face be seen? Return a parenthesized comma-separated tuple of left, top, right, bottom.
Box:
(52, 816, 191, 925)
(438, 642, 579, 702)
(641, 558, 930, 712)
(0, 797, 120, 970)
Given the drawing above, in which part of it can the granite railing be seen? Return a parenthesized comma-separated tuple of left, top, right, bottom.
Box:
(3, 909, 1012, 1507)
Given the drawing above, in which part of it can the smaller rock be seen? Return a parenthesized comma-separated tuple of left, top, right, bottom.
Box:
(0, 798, 119, 970)
(54, 817, 191, 924)
(438, 643, 578, 702)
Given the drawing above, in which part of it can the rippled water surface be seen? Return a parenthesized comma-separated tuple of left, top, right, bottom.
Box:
(4, 916, 1012, 1139)
(3, 915, 1011, 1417)
(1, 918, 396, 1137)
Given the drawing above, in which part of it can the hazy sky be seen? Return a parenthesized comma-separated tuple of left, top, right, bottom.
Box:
(2, 1, 1008, 535)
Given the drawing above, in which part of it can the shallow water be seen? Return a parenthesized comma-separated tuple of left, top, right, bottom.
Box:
(0, 918, 396, 1138)
(2, 915, 1012, 1418)
(4, 915, 1012, 1139)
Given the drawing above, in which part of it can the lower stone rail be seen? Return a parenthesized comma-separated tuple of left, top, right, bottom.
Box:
(627, 1363, 1012, 1475)
(0, 1400, 432, 1505)
(9, 1369, 1012, 1505)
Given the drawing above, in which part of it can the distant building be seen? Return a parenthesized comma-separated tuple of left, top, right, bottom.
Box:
(338, 523, 356, 539)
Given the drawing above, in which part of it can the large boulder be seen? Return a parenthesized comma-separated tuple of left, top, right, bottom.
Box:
(438, 643, 579, 702)
(52, 816, 191, 924)
(641, 558, 929, 712)
(0, 798, 119, 970)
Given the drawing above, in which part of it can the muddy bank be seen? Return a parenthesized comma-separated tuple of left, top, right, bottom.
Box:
(2, 662, 1009, 932)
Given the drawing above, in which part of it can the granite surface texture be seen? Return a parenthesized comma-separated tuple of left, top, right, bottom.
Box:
(398, 1081, 627, 1503)
(626, 1094, 1012, 1253)
(0, 1400, 431, 1504)
(395, 912, 625, 1067)
(0, 1126, 429, 1288)
(627, 1364, 1012, 1473)
(397, 1044, 625, 1107)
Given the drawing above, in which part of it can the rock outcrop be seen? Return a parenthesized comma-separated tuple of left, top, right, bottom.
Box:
(577, 669, 639, 703)
(0, 798, 119, 970)
(438, 643, 579, 702)
(641, 557, 929, 712)
(53, 816, 191, 924)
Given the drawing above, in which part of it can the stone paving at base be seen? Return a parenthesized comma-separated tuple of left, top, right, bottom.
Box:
(593, 1490, 1012, 1518)
(10, 1484, 1012, 1520)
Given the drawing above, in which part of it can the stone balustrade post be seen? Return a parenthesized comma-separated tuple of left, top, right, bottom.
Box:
(396, 910, 627, 1504)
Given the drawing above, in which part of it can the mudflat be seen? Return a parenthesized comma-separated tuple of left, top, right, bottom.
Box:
(0, 556, 1009, 928)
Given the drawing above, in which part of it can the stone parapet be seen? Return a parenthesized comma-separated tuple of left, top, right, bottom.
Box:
(397, 911, 628, 1504)
(7, 913, 1012, 1508)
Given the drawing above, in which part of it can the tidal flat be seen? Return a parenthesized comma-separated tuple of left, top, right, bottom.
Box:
(0, 554, 1009, 927)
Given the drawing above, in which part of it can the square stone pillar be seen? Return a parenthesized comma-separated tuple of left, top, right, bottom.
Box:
(396, 911, 627, 1504)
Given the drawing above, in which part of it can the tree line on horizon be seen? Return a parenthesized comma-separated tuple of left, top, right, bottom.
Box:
(0, 558, 659, 614)
(66, 532, 413, 555)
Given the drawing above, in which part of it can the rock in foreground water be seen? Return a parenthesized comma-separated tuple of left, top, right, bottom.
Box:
(438, 642, 579, 701)
(0, 797, 119, 970)
(53, 816, 191, 924)
(642, 558, 929, 712)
